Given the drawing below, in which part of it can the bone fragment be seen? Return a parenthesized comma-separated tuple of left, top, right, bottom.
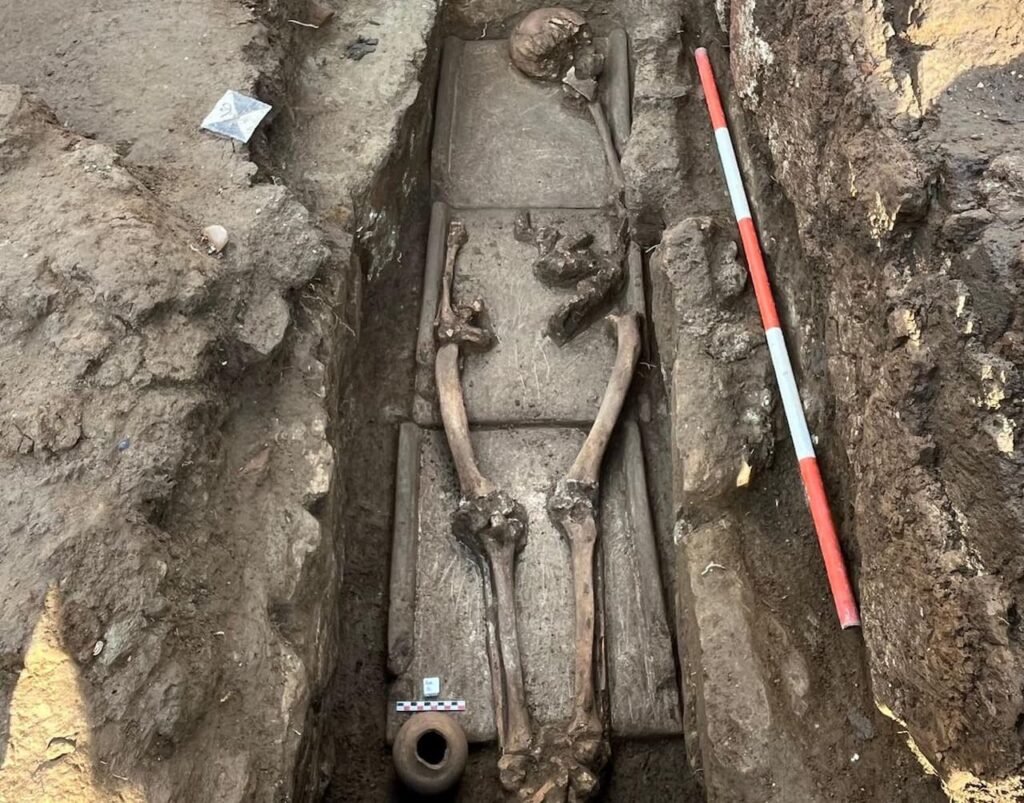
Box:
(589, 98, 626, 193)
(517, 215, 626, 343)
(546, 259, 624, 345)
(563, 67, 624, 194)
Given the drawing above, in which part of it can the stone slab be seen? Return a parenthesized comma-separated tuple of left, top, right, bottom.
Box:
(603, 421, 682, 737)
(414, 207, 621, 426)
(677, 517, 821, 802)
(387, 422, 421, 677)
(387, 425, 682, 743)
(389, 427, 579, 742)
(433, 39, 611, 209)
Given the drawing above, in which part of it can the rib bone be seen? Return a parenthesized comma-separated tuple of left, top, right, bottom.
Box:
(434, 221, 533, 778)
(547, 312, 640, 773)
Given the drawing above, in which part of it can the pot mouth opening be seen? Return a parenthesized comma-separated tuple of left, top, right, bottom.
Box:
(416, 729, 450, 769)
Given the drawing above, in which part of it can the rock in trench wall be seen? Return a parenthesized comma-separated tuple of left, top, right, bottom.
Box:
(676, 518, 823, 803)
(650, 216, 774, 514)
(650, 213, 849, 802)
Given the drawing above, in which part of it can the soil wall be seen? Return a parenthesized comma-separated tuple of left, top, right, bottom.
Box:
(0, 1, 441, 800)
(704, 0, 1024, 798)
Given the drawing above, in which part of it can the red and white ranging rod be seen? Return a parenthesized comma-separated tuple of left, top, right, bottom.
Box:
(694, 47, 861, 629)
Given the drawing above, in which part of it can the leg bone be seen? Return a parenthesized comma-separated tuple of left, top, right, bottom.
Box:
(546, 311, 642, 788)
(568, 313, 641, 485)
(437, 344, 495, 498)
(453, 492, 533, 777)
(434, 220, 533, 782)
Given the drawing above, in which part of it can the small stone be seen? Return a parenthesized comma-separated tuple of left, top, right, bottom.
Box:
(237, 291, 290, 357)
(45, 736, 77, 761)
(306, 0, 334, 27)
(92, 640, 105, 656)
(345, 36, 379, 61)
(240, 446, 271, 475)
(941, 208, 994, 242)
(848, 709, 876, 740)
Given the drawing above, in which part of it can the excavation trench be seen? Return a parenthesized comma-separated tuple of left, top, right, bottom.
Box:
(0, 0, 1017, 799)
(271, 2, 945, 802)
(302, 17, 696, 801)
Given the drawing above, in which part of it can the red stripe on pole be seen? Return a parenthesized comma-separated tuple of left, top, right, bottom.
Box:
(695, 48, 727, 130)
(799, 458, 861, 627)
(737, 218, 781, 330)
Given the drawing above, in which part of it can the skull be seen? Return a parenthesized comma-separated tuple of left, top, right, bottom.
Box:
(509, 8, 603, 82)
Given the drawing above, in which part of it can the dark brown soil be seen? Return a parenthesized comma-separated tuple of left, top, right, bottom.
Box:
(321, 180, 430, 802)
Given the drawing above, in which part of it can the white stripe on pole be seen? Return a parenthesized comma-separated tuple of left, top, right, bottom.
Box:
(714, 128, 752, 222)
(765, 327, 816, 461)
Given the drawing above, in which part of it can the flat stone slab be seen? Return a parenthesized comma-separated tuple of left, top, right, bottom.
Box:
(387, 425, 681, 743)
(389, 427, 577, 742)
(433, 38, 611, 209)
(603, 422, 682, 737)
(415, 207, 621, 426)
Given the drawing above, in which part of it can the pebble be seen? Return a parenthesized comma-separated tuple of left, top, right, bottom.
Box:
(346, 36, 379, 61)
(848, 709, 876, 740)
